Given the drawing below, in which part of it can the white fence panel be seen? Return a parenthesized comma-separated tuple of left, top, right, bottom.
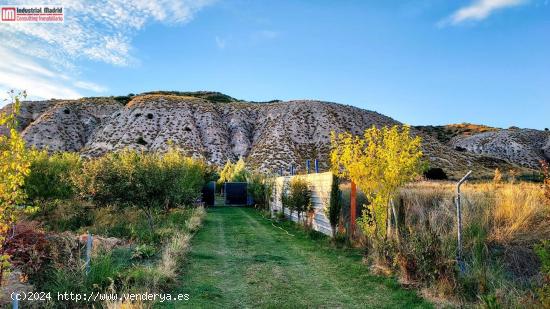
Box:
(270, 172, 333, 236)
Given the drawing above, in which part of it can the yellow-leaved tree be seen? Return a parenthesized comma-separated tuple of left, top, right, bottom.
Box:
(330, 125, 424, 245)
(218, 157, 249, 185)
(0, 91, 32, 283)
(218, 159, 235, 187)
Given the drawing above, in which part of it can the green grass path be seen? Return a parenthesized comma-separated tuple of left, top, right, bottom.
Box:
(163, 207, 431, 308)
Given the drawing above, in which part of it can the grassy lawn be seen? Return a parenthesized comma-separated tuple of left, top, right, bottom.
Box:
(161, 207, 431, 308)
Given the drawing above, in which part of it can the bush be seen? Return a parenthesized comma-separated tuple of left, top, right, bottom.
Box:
(24, 151, 81, 201)
(247, 172, 273, 210)
(132, 244, 157, 260)
(30, 199, 92, 232)
(397, 230, 455, 287)
(0, 91, 33, 283)
(74, 149, 205, 232)
(287, 177, 312, 223)
(324, 174, 342, 237)
(1, 221, 49, 281)
(423, 167, 448, 180)
(535, 241, 550, 307)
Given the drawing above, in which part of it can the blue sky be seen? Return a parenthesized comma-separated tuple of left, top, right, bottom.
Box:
(0, 0, 549, 129)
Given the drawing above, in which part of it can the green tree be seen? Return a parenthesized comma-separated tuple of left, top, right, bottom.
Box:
(324, 174, 342, 238)
(24, 151, 81, 202)
(330, 125, 424, 244)
(75, 148, 205, 232)
(288, 177, 312, 224)
(0, 91, 33, 283)
(247, 172, 273, 210)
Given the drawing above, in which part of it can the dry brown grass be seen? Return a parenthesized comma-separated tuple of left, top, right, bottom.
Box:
(400, 181, 549, 248)
(154, 232, 191, 284)
(396, 181, 549, 305)
(186, 206, 206, 233)
(490, 183, 549, 246)
(156, 206, 206, 283)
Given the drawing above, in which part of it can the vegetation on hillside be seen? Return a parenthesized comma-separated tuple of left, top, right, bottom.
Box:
(415, 123, 499, 144)
(141, 91, 237, 103)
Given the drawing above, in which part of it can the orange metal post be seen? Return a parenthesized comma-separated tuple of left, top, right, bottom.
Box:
(350, 181, 357, 238)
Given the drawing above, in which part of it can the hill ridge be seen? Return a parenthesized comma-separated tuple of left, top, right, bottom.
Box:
(2, 92, 545, 179)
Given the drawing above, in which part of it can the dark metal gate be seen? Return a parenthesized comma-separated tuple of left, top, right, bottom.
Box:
(224, 182, 248, 205)
(202, 181, 216, 207)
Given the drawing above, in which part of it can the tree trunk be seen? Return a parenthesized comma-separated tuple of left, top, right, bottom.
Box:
(390, 198, 400, 244)
(386, 201, 392, 240)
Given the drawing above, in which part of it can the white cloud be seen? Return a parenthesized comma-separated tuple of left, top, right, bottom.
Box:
(74, 81, 108, 93)
(0, 47, 82, 101)
(442, 0, 527, 25)
(0, 0, 215, 67)
(0, 0, 214, 100)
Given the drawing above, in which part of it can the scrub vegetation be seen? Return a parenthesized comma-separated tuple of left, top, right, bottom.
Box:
(0, 93, 209, 307)
(329, 125, 550, 307)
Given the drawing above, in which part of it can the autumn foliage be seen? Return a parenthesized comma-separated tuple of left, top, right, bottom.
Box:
(330, 125, 424, 242)
(0, 91, 33, 282)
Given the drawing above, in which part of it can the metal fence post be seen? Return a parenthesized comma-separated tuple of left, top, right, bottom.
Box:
(86, 231, 93, 275)
(314, 159, 319, 173)
(306, 160, 311, 174)
(12, 293, 18, 309)
(456, 170, 472, 272)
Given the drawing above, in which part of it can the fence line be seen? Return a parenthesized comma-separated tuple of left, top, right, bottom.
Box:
(270, 172, 333, 236)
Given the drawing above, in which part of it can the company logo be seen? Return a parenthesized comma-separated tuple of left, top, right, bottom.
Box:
(0, 5, 63, 23)
(1, 7, 16, 21)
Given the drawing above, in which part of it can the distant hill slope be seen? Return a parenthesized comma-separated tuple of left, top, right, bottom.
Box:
(1, 92, 538, 179)
(416, 124, 550, 170)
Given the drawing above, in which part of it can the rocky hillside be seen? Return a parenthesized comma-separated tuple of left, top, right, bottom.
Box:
(416, 124, 550, 170)
(1, 92, 539, 179)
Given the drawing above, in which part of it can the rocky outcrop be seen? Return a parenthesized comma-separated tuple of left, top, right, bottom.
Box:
(1, 92, 537, 179)
(450, 128, 550, 169)
(22, 98, 122, 152)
